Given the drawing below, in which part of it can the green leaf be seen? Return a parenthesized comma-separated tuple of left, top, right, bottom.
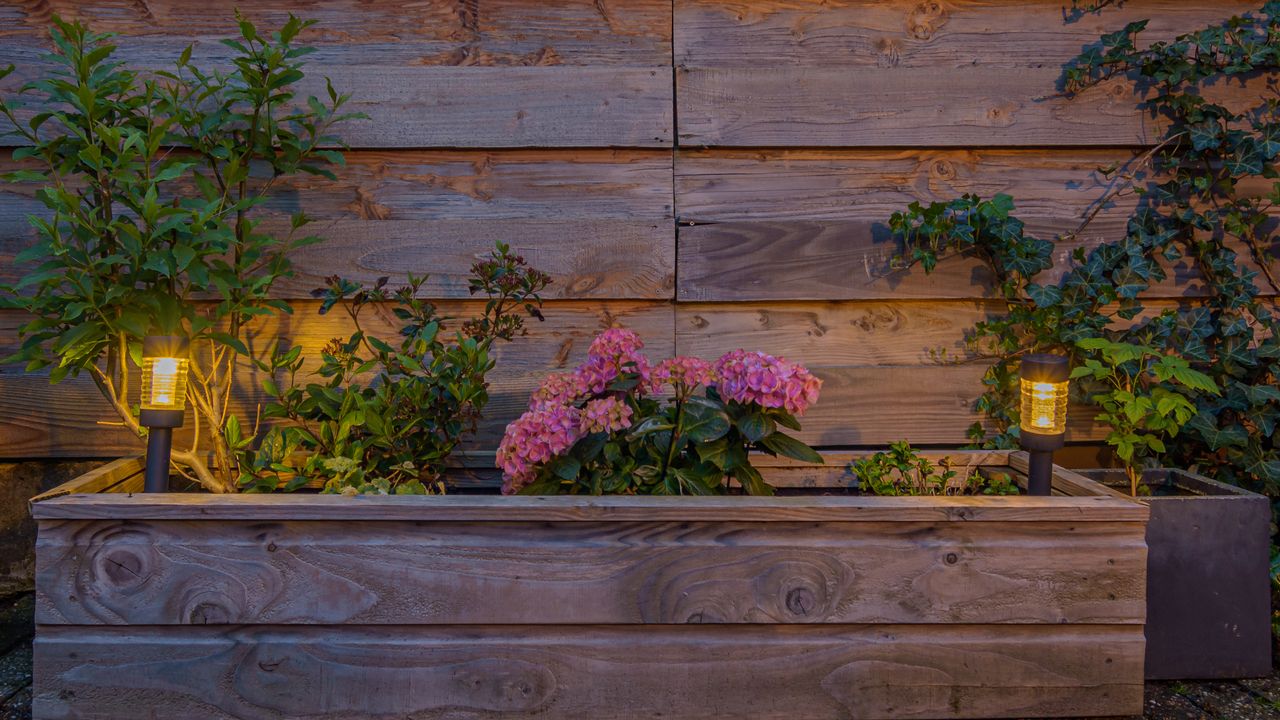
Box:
(759, 432, 824, 464)
(736, 412, 776, 443)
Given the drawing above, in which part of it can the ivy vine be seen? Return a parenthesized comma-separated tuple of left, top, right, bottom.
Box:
(890, 3, 1280, 501)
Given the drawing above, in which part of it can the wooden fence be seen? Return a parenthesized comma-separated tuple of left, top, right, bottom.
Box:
(0, 0, 1267, 460)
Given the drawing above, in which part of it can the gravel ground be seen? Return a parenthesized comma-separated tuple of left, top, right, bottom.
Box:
(1, 592, 1276, 719)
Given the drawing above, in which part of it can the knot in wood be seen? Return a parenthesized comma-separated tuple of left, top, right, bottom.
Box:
(905, 1, 948, 40)
(188, 601, 235, 625)
(929, 159, 957, 181)
(944, 552, 959, 565)
(786, 587, 817, 616)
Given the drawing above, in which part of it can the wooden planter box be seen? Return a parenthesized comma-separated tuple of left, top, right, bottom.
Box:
(29, 451, 1147, 719)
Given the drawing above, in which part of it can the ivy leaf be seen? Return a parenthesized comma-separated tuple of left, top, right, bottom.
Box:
(1184, 412, 1248, 450)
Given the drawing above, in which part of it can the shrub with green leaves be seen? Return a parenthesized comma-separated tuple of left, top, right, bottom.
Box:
(0, 14, 360, 492)
(850, 441, 1019, 496)
(1071, 339, 1219, 495)
(233, 243, 551, 494)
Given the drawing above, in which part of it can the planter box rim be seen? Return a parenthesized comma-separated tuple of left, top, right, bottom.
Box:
(31, 490, 1146, 522)
(1077, 466, 1267, 500)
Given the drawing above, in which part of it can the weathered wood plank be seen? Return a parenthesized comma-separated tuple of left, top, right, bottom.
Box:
(2, 0, 672, 67)
(675, 0, 1256, 68)
(677, 220, 1280, 301)
(27, 458, 144, 503)
(1, 2, 673, 148)
(33, 624, 1146, 719)
(677, 148, 1131, 222)
(674, 0, 1262, 147)
(678, 67, 1166, 147)
(677, 301, 996, 366)
(28, 492, 1149, 523)
(35, 517, 1146, 626)
(1008, 452, 1131, 500)
(674, 149, 1278, 299)
(0, 300, 675, 459)
(2, 66, 673, 148)
(1, 149, 676, 299)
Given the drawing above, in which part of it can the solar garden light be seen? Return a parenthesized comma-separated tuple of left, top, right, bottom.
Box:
(140, 336, 190, 493)
(1019, 353, 1070, 496)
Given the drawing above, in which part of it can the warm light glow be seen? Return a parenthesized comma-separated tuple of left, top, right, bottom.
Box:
(1020, 378, 1068, 436)
(141, 356, 189, 411)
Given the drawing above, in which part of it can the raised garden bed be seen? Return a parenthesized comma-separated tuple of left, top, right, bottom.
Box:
(29, 451, 1147, 719)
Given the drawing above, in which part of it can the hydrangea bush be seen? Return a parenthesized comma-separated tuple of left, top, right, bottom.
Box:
(497, 329, 824, 495)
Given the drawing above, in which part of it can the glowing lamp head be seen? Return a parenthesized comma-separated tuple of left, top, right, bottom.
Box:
(140, 336, 190, 413)
(1019, 353, 1069, 437)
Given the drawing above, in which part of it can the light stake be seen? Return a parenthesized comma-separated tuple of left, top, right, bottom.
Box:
(1018, 353, 1069, 496)
(140, 336, 190, 493)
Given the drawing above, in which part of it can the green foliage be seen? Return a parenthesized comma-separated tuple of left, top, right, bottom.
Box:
(888, 194, 1126, 447)
(1071, 339, 1218, 495)
(237, 243, 550, 494)
(521, 386, 822, 497)
(850, 441, 1019, 496)
(512, 358, 819, 491)
(889, 4, 1280, 507)
(0, 14, 361, 491)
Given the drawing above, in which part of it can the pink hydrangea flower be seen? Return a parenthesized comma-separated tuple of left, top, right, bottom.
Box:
(529, 372, 590, 410)
(497, 404, 583, 494)
(587, 328, 646, 365)
(581, 396, 634, 434)
(714, 349, 822, 417)
(575, 327, 651, 394)
(652, 355, 715, 391)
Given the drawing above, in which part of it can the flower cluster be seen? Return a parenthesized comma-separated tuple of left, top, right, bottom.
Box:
(714, 349, 822, 417)
(497, 328, 824, 495)
(582, 396, 634, 434)
(496, 404, 582, 493)
(529, 372, 590, 410)
(652, 355, 715, 393)
(576, 328, 650, 393)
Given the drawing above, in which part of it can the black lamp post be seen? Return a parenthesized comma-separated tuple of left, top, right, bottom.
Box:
(140, 336, 190, 493)
(1018, 353, 1070, 496)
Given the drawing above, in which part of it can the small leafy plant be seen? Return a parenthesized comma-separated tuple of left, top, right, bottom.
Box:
(1071, 339, 1219, 496)
(0, 14, 360, 492)
(234, 243, 550, 494)
(851, 441, 1019, 496)
(497, 329, 824, 495)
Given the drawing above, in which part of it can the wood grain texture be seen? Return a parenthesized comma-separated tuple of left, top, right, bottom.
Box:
(675, 0, 1257, 68)
(674, 149, 1278, 300)
(1, 0, 673, 67)
(0, 300, 674, 459)
(0, 1, 673, 148)
(1, 149, 676, 299)
(29, 491, 1149, 523)
(674, 1, 1261, 146)
(677, 220, 1279, 301)
(678, 67, 1163, 147)
(27, 458, 144, 502)
(1, 66, 672, 148)
(32, 623, 1146, 719)
(35, 517, 1146, 626)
